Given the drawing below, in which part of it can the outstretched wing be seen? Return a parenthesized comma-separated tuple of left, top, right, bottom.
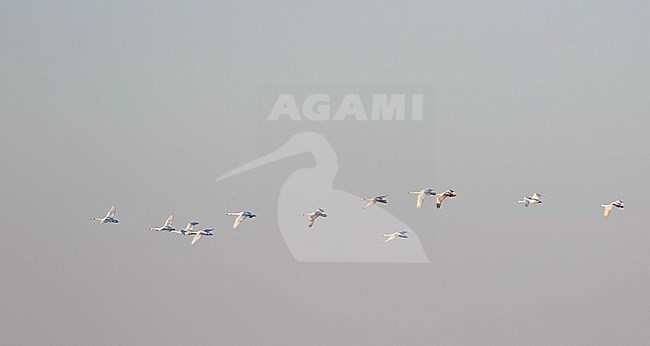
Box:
(164, 214, 174, 227)
(307, 216, 315, 228)
(603, 205, 613, 218)
(186, 222, 198, 232)
(233, 215, 245, 229)
(106, 205, 116, 218)
(191, 234, 203, 245)
(416, 193, 426, 208)
(436, 194, 448, 208)
(363, 198, 377, 209)
(384, 234, 397, 243)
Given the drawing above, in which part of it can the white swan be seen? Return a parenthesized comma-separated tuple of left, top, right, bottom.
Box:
(408, 188, 436, 209)
(601, 199, 624, 218)
(215, 131, 431, 263)
(299, 208, 327, 228)
(435, 189, 457, 209)
(226, 211, 257, 229)
(518, 192, 543, 207)
(149, 214, 175, 232)
(383, 230, 409, 243)
(360, 195, 388, 209)
(90, 205, 119, 224)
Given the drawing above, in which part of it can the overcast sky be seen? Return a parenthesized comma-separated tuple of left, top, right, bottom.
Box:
(2, 1, 649, 345)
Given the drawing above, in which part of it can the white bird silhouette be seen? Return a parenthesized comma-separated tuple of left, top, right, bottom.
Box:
(518, 193, 543, 207)
(149, 214, 175, 232)
(360, 195, 387, 209)
(170, 222, 214, 245)
(215, 131, 430, 263)
(90, 205, 119, 224)
(169, 221, 199, 235)
(435, 189, 457, 209)
(226, 211, 257, 229)
(299, 208, 327, 228)
(601, 199, 624, 219)
(383, 230, 409, 243)
(191, 228, 214, 245)
(408, 188, 436, 208)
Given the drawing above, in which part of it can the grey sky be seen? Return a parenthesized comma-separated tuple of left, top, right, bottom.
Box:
(1, 1, 649, 345)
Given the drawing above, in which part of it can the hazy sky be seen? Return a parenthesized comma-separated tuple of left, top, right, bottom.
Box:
(2, 1, 649, 345)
